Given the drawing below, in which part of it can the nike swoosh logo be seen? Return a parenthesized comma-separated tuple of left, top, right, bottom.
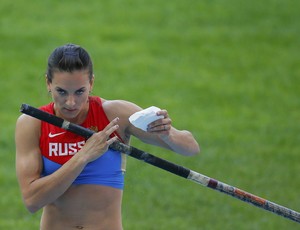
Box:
(49, 131, 66, 138)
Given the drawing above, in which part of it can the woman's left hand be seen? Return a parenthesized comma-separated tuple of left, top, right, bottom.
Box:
(147, 110, 172, 136)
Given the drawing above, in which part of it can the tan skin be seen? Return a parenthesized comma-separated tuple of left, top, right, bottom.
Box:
(15, 70, 200, 230)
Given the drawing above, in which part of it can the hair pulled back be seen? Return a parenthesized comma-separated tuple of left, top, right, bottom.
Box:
(46, 44, 93, 83)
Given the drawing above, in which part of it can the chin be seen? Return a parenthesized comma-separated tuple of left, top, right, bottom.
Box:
(61, 110, 79, 119)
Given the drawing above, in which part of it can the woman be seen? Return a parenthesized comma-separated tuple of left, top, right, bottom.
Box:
(15, 44, 200, 230)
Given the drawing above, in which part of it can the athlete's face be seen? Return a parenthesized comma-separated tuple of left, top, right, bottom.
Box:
(47, 70, 94, 123)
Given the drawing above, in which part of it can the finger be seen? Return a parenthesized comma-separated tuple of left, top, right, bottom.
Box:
(156, 109, 168, 117)
(161, 124, 171, 131)
(148, 123, 171, 132)
(103, 117, 119, 130)
(164, 124, 171, 131)
(148, 117, 172, 130)
(105, 124, 119, 137)
(103, 117, 119, 134)
(106, 136, 119, 145)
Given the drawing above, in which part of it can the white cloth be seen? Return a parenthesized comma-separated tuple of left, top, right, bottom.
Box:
(129, 106, 164, 131)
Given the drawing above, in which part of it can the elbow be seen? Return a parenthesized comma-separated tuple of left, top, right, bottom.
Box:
(23, 197, 42, 213)
(26, 203, 41, 214)
(188, 144, 200, 156)
(193, 144, 201, 156)
(189, 140, 201, 156)
(27, 205, 41, 214)
(182, 132, 201, 156)
(180, 142, 200, 156)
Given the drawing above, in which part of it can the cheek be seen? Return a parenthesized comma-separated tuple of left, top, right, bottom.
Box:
(52, 94, 64, 103)
(51, 95, 70, 108)
(79, 96, 89, 104)
(77, 93, 90, 105)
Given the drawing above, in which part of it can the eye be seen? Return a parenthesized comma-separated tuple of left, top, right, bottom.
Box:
(75, 89, 86, 95)
(56, 89, 67, 96)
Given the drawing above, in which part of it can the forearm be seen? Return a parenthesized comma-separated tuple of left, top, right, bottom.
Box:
(24, 154, 87, 213)
(160, 128, 200, 156)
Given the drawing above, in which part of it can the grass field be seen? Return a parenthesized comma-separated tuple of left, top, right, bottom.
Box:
(1, 0, 300, 229)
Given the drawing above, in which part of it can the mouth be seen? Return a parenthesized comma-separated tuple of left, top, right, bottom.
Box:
(64, 108, 78, 113)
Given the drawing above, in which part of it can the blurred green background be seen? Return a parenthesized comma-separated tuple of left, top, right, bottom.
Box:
(1, 0, 299, 229)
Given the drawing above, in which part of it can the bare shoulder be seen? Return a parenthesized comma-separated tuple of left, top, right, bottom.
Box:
(102, 100, 142, 142)
(102, 99, 142, 120)
(16, 114, 41, 144)
(16, 113, 41, 130)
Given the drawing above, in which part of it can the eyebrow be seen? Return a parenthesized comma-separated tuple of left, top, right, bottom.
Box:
(55, 86, 86, 91)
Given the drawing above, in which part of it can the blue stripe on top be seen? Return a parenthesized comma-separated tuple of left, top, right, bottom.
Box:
(42, 148, 125, 190)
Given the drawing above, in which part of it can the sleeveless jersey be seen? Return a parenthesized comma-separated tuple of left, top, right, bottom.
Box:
(39, 96, 126, 190)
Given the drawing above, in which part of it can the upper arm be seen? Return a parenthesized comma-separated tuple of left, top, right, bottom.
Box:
(15, 115, 43, 194)
(103, 100, 142, 141)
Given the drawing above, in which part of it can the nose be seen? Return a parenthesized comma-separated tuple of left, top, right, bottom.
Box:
(66, 95, 76, 107)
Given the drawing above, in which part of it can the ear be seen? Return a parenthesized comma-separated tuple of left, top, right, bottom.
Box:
(46, 75, 51, 92)
(89, 75, 95, 92)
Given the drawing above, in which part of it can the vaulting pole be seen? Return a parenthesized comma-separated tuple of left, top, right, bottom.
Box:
(20, 103, 300, 224)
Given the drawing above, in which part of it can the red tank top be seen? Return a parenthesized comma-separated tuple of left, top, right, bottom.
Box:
(39, 96, 122, 164)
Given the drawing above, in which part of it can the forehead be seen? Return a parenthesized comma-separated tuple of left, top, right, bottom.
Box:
(51, 70, 91, 88)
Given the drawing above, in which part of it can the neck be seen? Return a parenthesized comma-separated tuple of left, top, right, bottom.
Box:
(53, 100, 90, 125)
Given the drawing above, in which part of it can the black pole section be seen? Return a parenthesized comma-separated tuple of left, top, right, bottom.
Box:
(110, 141, 190, 178)
(20, 104, 94, 139)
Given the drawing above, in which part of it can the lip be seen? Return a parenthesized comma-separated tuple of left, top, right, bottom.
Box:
(64, 108, 78, 112)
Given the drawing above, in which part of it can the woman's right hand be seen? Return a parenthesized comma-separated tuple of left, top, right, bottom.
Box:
(79, 117, 120, 163)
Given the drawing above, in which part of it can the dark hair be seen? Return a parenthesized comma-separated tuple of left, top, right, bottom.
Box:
(46, 44, 93, 83)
